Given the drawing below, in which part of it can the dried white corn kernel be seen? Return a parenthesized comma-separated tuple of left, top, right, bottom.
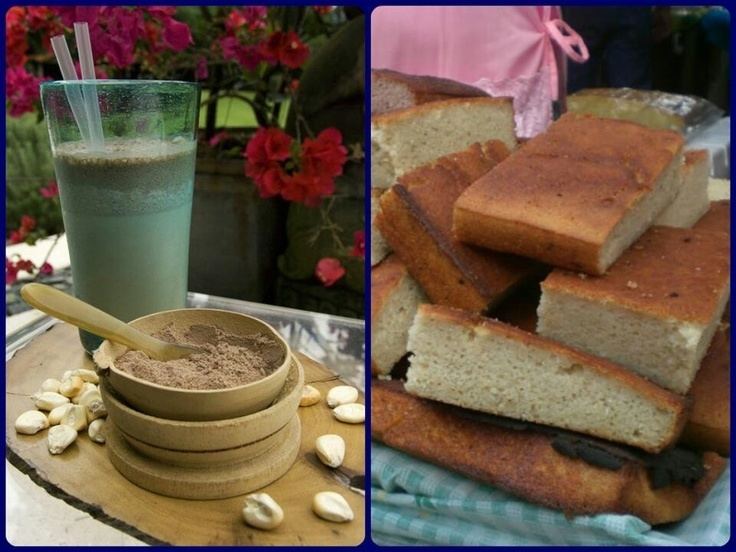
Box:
(242, 493, 284, 530)
(61, 370, 73, 382)
(88, 419, 106, 444)
(15, 410, 49, 435)
(72, 369, 99, 383)
(300, 385, 321, 407)
(86, 399, 107, 422)
(61, 404, 88, 431)
(59, 376, 84, 398)
(332, 403, 364, 424)
(326, 386, 359, 408)
(315, 434, 345, 468)
(48, 404, 73, 425)
(312, 491, 354, 522)
(76, 388, 101, 407)
(33, 392, 70, 411)
(72, 383, 98, 404)
(40, 378, 61, 393)
(47, 424, 77, 454)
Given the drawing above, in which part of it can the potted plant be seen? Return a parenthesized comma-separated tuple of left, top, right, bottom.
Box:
(6, 6, 364, 314)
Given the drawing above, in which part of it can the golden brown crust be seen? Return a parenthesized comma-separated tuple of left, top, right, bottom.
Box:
(693, 200, 730, 235)
(680, 324, 730, 456)
(372, 96, 514, 128)
(372, 381, 726, 525)
(418, 304, 689, 439)
(454, 114, 684, 274)
(376, 141, 541, 312)
(371, 68, 488, 111)
(541, 224, 730, 324)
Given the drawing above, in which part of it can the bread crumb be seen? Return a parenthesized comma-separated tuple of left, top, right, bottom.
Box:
(626, 281, 638, 289)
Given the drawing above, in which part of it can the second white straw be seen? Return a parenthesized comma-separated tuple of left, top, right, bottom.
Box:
(50, 34, 91, 144)
(74, 22, 104, 150)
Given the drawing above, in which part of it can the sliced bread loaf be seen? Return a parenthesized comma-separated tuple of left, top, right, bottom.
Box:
(405, 304, 687, 453)
(371, 188, 391, 266)
(371, 256, 426, 375)
(454, 114, 684, 274)
(537, 224, 730, 394)
(374, 380, 725, 525)
(680, 322, 730, 456)
(371, 97, 516, 188)
(377, 140, 541, 312)
(708, 178, 730, 201)
(656, 149, 710, 228)
(371, 68, 487, 115)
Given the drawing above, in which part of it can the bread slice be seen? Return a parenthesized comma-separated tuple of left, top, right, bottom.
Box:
(454, 114, 684, 275)
(656, 150, 710, 228)
(693, 200, 730, 235)
(405, 304, 687, 453)
(371, 188, 391, 267)
(373, 380, 726, 525)
(537, 224, 730, 394)
(680, 322, 730, 456)
(371, 97, 516, 188)
(376, 140, 541, 312)
(371, 68, 487, 115)
(708, 178, 730, 201)
(371, 256, 426, 375)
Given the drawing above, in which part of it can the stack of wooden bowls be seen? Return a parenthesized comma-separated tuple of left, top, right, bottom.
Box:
(97, 308, 304, 500)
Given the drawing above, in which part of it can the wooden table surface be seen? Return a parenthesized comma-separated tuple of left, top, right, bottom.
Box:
(6, 323, 365, 545)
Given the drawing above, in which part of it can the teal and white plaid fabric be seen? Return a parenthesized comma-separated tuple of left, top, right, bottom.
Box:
(372, 442, 730, 546)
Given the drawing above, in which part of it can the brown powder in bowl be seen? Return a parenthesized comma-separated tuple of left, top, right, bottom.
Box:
(114, 323, 285, 390)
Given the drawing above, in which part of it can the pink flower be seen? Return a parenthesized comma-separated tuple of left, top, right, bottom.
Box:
(21, 215, 36, 231)
(8, 230, 25, 245)
(220, 36, 241, 61)
(195, 56, 209, 80)
(40, 181, 59, 198)
(207, 131, 230, 147)
(237, 45, 265, 71)
(242, 7, 268, 31)
(162, 17, 192, 51)
(315, 258, 345, 287)
(39, 262, 54, 276)
(6, 67, 44, 117)
(351, 230, 365, 258)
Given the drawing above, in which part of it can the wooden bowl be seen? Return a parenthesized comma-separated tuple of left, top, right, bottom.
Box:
(118, 415, 299, 468)
(100, 355, 304, 451)
(99, 308, 291, 421)
(106, 416, 301, 499)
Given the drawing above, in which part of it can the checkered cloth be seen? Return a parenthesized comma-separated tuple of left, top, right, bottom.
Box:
(372, 442, 730, 545)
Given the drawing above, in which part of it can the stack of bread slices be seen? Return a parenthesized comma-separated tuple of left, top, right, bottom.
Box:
(371, 68, 730, 525)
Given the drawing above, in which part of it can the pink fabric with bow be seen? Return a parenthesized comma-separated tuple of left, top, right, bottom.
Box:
(371, 6, 589, 137)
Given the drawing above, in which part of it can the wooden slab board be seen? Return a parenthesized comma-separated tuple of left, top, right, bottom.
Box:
(6, 322, 365, 545)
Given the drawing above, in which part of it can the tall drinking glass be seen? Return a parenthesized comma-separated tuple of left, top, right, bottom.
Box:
(40, 80, 200, 352)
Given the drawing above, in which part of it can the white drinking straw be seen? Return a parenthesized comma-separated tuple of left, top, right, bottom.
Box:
(74, 22, 104, 150)
(50, 34, 91, 144)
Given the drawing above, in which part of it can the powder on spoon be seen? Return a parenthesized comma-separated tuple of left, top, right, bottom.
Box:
(113, 323, 285, 390)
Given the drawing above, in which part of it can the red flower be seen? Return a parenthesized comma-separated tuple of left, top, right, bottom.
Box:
(258, 167, 290, 198)
(16, 259, 35, 273)
(8, 230, 26, 244)
(351, 230, 365, 258)
(6, 7, 28, 67)
(26, 6, 54, 30)
(301, 128, 348, 179)
(225, 10, 247, 32)
(39, 262, 54, 276)
(315, 257, 345, 287)
(313, 6, 334, 15)
(244, 128, 294, 197)
(6, 258, 19, 285)
(21, 215, 36, 231)
(261, 31, 309, 69)
(289, 79, 300, 92)
(281, 171, 334, 207)
(40, 181, 59, 198)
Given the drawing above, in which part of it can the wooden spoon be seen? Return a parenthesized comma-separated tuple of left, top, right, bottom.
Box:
(20, 283, 201, 361)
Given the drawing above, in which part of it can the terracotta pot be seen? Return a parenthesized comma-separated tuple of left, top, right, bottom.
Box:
(189, 157, 288, 302)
